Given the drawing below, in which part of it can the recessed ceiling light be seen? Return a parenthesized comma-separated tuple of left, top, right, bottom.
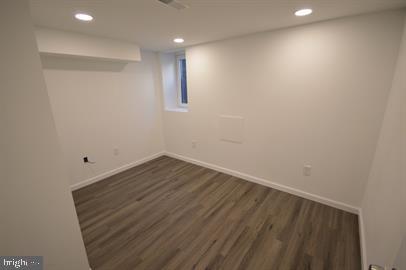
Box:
(174, 38, 185, 44)
(295, 8, 313, 17)
(74, 13, 94, 22)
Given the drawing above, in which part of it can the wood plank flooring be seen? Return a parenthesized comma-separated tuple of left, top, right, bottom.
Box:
(72, 156, 361, 270)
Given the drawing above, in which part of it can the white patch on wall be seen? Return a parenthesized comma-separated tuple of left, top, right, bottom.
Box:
(218, 115, 244, 143)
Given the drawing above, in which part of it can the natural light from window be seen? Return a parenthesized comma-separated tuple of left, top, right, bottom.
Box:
(177, 54, 188, 107)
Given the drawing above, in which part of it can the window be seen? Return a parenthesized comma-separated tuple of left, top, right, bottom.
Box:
(177, 54, 188, 106)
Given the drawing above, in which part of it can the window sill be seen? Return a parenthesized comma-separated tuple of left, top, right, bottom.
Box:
(165, 107, 188, 113)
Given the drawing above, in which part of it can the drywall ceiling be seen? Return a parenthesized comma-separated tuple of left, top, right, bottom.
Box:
(30, 0, 406, 51)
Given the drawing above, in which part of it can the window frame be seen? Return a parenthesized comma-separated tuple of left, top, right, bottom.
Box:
(176, 53, 188, 107)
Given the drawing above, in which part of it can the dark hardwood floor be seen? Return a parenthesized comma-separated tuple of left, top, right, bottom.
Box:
(72, 155, 361, 270)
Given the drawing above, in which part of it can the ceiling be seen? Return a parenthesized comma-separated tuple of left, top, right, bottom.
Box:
(30, 0, 406, 51)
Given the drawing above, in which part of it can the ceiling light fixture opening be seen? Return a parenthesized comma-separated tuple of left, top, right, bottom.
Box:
(75, 13, 94, 22)
(295, 8, 313, 17)
(174, 38, 185, 44)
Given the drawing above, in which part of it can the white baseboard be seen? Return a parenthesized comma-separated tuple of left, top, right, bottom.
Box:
(164, 151, 360, 214)
(71, 150, 360, 214)
(70, 151, 165, 191)
(358, 208, 368, 270)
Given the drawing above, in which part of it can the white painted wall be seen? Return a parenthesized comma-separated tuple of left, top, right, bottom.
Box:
(36, 27, 141, 62)
(41, 51, 165, 187)
(0, 1, 89, 269)
(361, 16, 406, 270)
(163, 10, 405, 208)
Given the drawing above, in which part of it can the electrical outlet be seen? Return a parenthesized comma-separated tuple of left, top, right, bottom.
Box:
(191, 141, 197, 148)
(114, 148, 119, 156)
(303, 164, 312, 176)
(83, 156, 95, 164)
